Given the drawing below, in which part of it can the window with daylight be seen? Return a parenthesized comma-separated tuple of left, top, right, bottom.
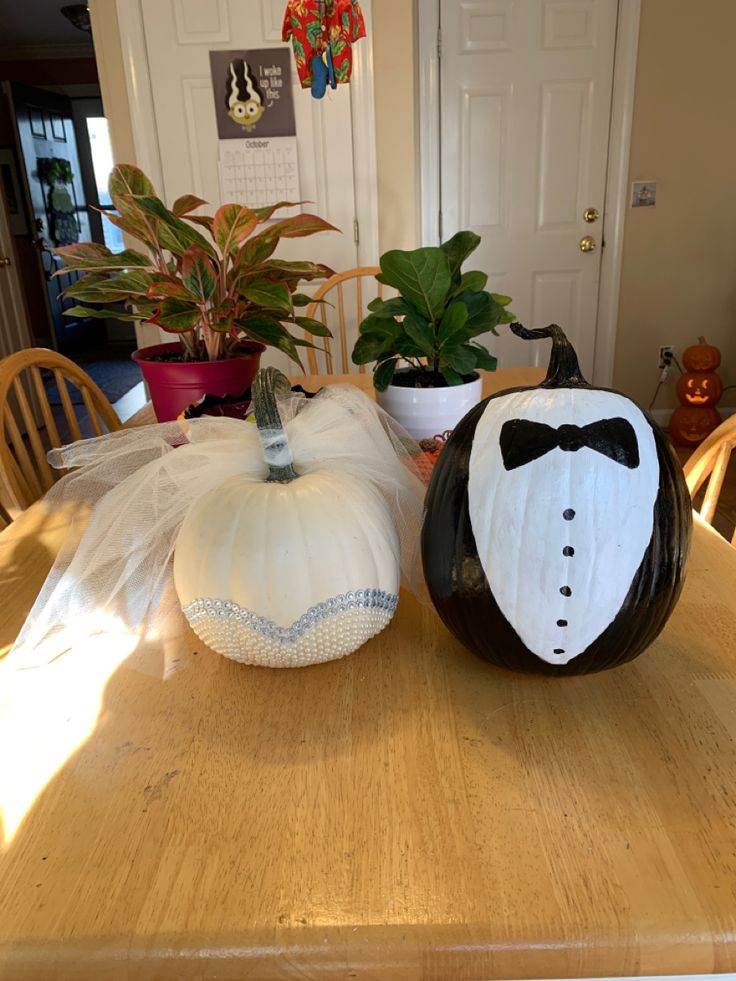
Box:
(85, 116, 124, 253)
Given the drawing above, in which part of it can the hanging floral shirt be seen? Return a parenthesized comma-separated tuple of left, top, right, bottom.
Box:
(282, 0, 366, 89)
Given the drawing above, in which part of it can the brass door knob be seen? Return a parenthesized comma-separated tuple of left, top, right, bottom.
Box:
(0, 256, 11, 267)
(579, 235, 596, 253)
(583, 207, 600, 223)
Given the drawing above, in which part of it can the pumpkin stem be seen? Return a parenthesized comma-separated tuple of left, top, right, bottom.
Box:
(252, 366, 299, 483)
(510, 322, 590, 388)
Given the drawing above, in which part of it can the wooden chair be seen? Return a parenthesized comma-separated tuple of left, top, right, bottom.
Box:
(683, 414, 736, 545)
(0, 348, 122, 513)
(304, 266, 385, 374)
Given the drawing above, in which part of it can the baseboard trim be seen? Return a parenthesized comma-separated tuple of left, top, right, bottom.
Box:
(112, 381, 147, 424)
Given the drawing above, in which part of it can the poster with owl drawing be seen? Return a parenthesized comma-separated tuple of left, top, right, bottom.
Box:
(209, 49, 296, 140)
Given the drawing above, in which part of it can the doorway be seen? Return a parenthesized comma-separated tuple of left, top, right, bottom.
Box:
(419, 0, 641, 385)
(0, 6, 143, 416)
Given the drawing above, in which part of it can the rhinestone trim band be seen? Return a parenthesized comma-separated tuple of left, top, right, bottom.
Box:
(182, 590, 398, 667)
(183, 589, 398, 645)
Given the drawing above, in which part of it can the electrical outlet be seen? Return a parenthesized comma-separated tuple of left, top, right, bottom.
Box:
(658, 345, 674, 370)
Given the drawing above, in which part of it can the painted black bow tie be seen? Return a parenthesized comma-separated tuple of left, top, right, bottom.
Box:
(499, 417, 640, 471)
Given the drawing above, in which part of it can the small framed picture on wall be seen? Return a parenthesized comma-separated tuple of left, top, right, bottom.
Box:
(631, 180, 657, 208)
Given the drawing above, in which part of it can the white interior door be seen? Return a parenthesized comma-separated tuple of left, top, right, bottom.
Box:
(136, 0, 361, 370)
(439, 0, 618, 376)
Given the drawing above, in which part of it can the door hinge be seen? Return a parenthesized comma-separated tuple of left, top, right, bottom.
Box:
(353, 217, 360, 246)
(437, 26, 442, 59)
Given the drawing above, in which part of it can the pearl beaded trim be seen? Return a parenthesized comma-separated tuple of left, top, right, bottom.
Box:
(182, 590, 399, 668)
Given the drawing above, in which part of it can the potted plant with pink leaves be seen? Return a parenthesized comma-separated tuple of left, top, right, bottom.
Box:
(55, 164, 336, 420)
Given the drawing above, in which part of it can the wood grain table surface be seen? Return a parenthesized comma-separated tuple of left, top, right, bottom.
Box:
(2, 369, 736, 980)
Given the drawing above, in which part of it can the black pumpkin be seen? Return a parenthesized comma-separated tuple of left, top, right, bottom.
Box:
(421, 323, 692, 676)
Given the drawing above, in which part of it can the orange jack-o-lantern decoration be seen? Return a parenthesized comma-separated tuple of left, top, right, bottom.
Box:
(669, 406, 722, 446)
(669, 336, 723, 446)
(682, 336, 721, 373)
(676, 370, 723, 407)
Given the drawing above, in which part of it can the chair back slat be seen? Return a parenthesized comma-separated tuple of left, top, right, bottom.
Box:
(4, 407, 43, 503)
(0, 348, 122, 515)
(81, 388, 105, 437)
(306, 314, 319, 374)
(700, 442, 731, 524)
(303, 267, 386, 376)
(0, 424, 34, 509)
(319, 301, 332, 374)
(683, 414, 736, 546)
(53, 369, 83, 443)
(30, 366, 63, 449)
(336, 283, 348, 373)
(355, 277, 366, 374)
(322, 297, 334, 375)
(356, 275, 363, 324)
(11, 377, 55, 491)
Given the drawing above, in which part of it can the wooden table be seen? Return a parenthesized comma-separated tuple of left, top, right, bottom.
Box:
(3, 370, 736, 979)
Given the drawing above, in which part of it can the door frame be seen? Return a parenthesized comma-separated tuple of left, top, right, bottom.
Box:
(109, 0, 379, 268)
(0, 178, 34, 359)
(418, 0, 642, 387)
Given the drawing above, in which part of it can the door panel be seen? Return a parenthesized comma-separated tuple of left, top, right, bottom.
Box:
(440, 0, 618, 376)
(537, 81, 593, 229)
(460, 85, 508, 229)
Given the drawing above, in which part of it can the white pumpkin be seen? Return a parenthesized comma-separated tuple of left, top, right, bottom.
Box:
(173, 368, 401, 667)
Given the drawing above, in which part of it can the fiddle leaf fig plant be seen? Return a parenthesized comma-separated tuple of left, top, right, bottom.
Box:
(54, 164, 337, 366)
(351, 231, 514, 390)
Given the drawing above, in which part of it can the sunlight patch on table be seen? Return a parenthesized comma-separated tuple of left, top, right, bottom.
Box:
(0, 620, 139, 845)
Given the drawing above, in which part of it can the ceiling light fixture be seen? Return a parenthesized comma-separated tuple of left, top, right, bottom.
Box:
(60, 4, 91, 33)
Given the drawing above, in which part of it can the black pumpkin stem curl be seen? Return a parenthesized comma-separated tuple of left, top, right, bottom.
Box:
(510, 322, 590, 389)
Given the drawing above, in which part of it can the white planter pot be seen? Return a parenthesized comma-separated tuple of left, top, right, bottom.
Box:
(376, 372, 483, 440)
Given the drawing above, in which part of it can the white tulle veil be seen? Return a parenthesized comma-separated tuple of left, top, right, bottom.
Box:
(8, 380, 427, 670)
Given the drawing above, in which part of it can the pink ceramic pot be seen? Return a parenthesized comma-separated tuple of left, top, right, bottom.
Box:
(132, 342, 266, 422)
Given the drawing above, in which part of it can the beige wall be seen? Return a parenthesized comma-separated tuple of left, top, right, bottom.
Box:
(372, 0, 420, 253)
(613, 0, 736, 409)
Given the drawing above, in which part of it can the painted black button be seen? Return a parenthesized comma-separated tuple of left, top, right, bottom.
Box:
(560, 585, 572, 597)
(563, 509, 575, 520)
(554, 648, 565, 655)
(557, 619, 568, 627)
(563, 545, 575, 556)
